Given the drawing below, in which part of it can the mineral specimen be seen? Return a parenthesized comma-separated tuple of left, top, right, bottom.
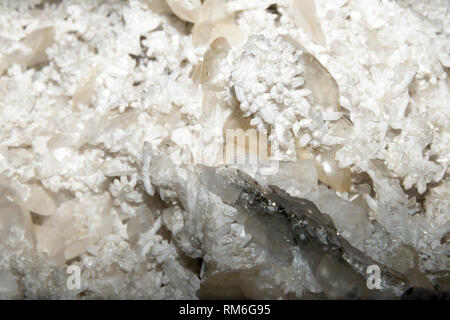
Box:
(0, 0, 448, 300)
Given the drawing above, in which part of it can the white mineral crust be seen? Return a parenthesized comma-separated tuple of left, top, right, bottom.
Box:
(0, 0, 448, 299)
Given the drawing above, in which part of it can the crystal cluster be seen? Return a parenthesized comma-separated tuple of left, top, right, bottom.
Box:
(0, 0, 448, 299)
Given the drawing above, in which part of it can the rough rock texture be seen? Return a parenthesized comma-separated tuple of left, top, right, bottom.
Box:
(0, 0, 448, 299)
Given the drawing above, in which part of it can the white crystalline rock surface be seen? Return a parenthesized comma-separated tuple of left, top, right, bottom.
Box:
(0, 0, 448, 299)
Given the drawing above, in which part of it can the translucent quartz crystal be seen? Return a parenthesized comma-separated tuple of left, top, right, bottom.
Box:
(34, 194, 112, 263)
(127, 205, 155, 245)
(261, 159, 318, 196)
(22, 185, 56, 216)
(0, 27, 54, 75)
(166, 0, 243, 46)
(73, 66, 99, 108)
(165, 0, 202, 23)
(314, 148, 352, 193)
(292, 0, 326, 46)
(296, 146, 351, 193)
(0, 184, 35, 246)
(2, 178, 55, 216)
(281, 35, 340, 112)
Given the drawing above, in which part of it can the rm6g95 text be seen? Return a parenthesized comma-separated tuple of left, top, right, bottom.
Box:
(223, 305, 270, 315)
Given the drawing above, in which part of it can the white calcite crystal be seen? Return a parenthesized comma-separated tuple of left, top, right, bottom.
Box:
(230, 34, 342, 160)
(0, 0, 448, 299)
